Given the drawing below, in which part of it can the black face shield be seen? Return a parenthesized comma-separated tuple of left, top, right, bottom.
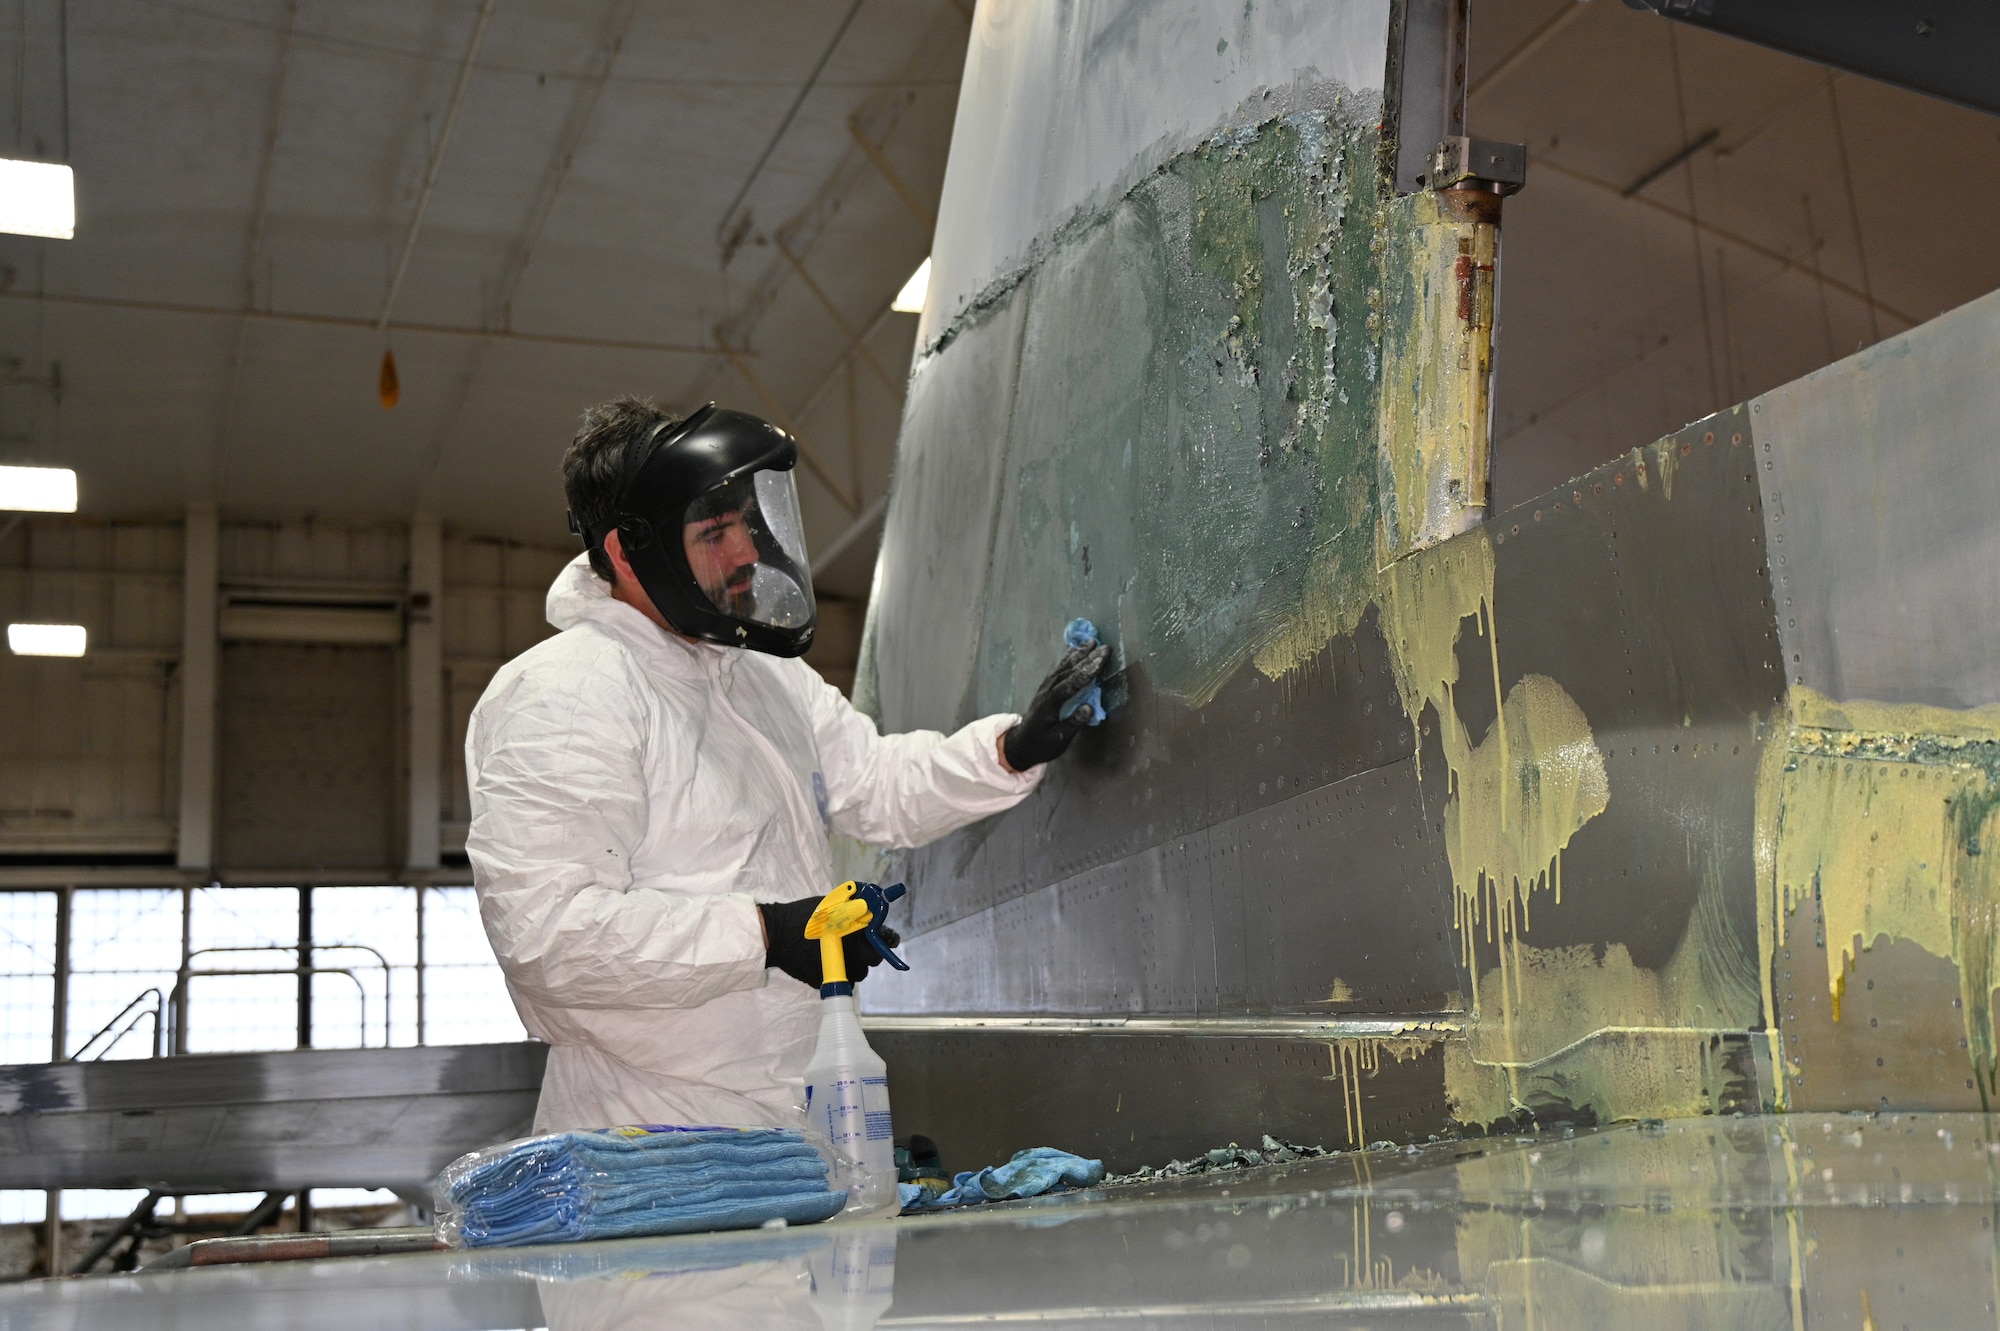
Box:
(571, 404, 816, 657)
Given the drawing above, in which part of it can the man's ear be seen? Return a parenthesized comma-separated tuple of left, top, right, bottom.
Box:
(601, 527, 635, 586)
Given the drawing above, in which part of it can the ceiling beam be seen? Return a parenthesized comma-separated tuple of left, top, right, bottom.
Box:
(722, 349, 859, 513)
(848, 115, 935, 230)
(714, 0, 870, 264)
(412, 0, 643, 510)
(774, 236, 902, 396)
(376, 0, 499, 332)
(1468, 0, 1591, 101)
(1533, 157, 1919, 327)
(211, 0, 301, 495)
(0, 289, 742, 357)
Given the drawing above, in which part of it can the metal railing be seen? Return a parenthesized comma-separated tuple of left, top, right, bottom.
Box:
(165, 944, 394, 1055)
(67, 987, 163, 1061)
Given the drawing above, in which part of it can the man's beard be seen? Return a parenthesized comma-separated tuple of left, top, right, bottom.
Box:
(713, 567, 755, 618)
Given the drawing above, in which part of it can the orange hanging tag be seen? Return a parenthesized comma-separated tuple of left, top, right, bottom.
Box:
(378, 348, 401, 410)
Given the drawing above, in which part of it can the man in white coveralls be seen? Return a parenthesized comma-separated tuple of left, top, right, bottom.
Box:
(465, 398, 1107, 1132)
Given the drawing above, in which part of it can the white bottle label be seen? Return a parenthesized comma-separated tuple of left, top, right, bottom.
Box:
(862, 1076, 892, 1143)
(810, 1073, 873, 1152)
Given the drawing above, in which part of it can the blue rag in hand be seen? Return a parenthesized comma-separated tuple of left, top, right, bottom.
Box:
(439, 1125, 846, 1248)
(899, 1147, 1105, 1211)
(1060, 618, 1107, 727)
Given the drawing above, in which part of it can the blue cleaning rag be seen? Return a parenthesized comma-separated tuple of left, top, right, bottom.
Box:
(898, 1147, 1105, 1211)
(440, 1125, 846, 1248)
(1060, 618, 1107, 726)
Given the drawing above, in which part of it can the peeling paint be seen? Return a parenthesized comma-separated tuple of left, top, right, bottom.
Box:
(967, 105, 1386, 713)
(1373, 191, 1497, 564)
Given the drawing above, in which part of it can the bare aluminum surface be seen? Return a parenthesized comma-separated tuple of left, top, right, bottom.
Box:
(861, 283, 1031, 733)
(1462, 412, 1780, 1040)
(1775, 888, 1989, 1113)
(0, 1042, 545, 1191)
(6, 1114, 2000, 1330)
(874, 1029, 1452, 1171)
(1756, 288, 2000, 708)
(872, 752, 1460, 1017)
(870, 611, 1447, 1017)
(873, 410, 1784, 1146)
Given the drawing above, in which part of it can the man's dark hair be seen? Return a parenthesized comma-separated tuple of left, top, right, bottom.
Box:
(563, 396, 680, 581)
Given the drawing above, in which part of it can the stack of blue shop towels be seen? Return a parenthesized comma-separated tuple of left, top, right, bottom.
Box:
(436, 1125, 846, 1248)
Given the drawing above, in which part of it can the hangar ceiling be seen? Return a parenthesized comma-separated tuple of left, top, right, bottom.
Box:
(0, 0, 1994, 601)
(0, 0, 967, 600)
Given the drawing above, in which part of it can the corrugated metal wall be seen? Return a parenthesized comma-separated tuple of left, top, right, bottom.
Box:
(216, 643, 399, 870)
(0, 523, 183, 857)
(0, 516, 571, 873)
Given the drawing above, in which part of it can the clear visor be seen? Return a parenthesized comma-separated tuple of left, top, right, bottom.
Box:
(680, 468, 816, 631)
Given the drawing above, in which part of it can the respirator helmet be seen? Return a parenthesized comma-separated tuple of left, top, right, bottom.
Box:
(570, 403, 816, 657)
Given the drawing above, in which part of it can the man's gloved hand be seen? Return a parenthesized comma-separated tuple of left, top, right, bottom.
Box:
(1002, 642, 1111, 771)
(757, 898, 902, 990)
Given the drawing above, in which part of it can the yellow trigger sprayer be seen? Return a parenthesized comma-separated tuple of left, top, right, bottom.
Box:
(801, 880, 907, 1218)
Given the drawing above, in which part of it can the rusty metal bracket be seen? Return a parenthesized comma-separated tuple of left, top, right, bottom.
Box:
(1423, 137, 1527, 196)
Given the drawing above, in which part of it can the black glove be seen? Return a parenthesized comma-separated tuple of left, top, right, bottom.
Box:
(1002, 642, 1110, 771)
(757, 898, 902, 990)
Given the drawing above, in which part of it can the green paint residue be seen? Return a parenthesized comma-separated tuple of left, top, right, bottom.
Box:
(967, 106, 1385, 711)
(1762, 687, 2000, 1086)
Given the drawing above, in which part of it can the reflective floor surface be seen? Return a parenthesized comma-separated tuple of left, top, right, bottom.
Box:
(5, 1112, 1999, 1329)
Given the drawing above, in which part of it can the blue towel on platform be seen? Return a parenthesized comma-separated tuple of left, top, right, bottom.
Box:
(899, 1147, 1105, 1211)
(439, 1125, 846, 1248)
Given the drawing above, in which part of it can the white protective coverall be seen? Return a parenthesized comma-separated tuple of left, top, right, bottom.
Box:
(466, 555, 1041, 1132)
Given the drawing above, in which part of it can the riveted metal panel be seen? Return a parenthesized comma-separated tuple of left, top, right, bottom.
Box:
(884, 608, 1430, 978)
(1463, 412, 1781, 1017)
(876, 754, 1460, 1017)
(875, 1029, 1452, 1172)
(1756, 289, 2000, 709)
(1771, 882, 1986, 1112)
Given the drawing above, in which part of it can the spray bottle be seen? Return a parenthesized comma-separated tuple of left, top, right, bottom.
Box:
(801, 879, 908, 1218)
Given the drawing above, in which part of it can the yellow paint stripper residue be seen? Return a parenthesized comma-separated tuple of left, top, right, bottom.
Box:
(1446, 675, 1611, 1043)
(1762, 687, 2000, 1077)
(1251, 525, 1373, 685)
(1651, 436, 1681, 501)
(1377, 527, 1501, 783)
(1375, 526, 1617, 1116)
(1445, 963, 1748, 1126)
(1329, 1040, 1379, 1150)
(1752, 714, 1791, 1107)
(1324, 1036, 1437, 1148)
(1374, 191, 1497, 565)
(1791, 689, 2000, 743)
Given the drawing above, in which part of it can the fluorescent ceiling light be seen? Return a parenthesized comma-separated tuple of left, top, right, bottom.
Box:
(0, 160, 74, 240)
(8, 623, 86, 657)
(892, 257, 930, 314)
(0, 465, 78, 512)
